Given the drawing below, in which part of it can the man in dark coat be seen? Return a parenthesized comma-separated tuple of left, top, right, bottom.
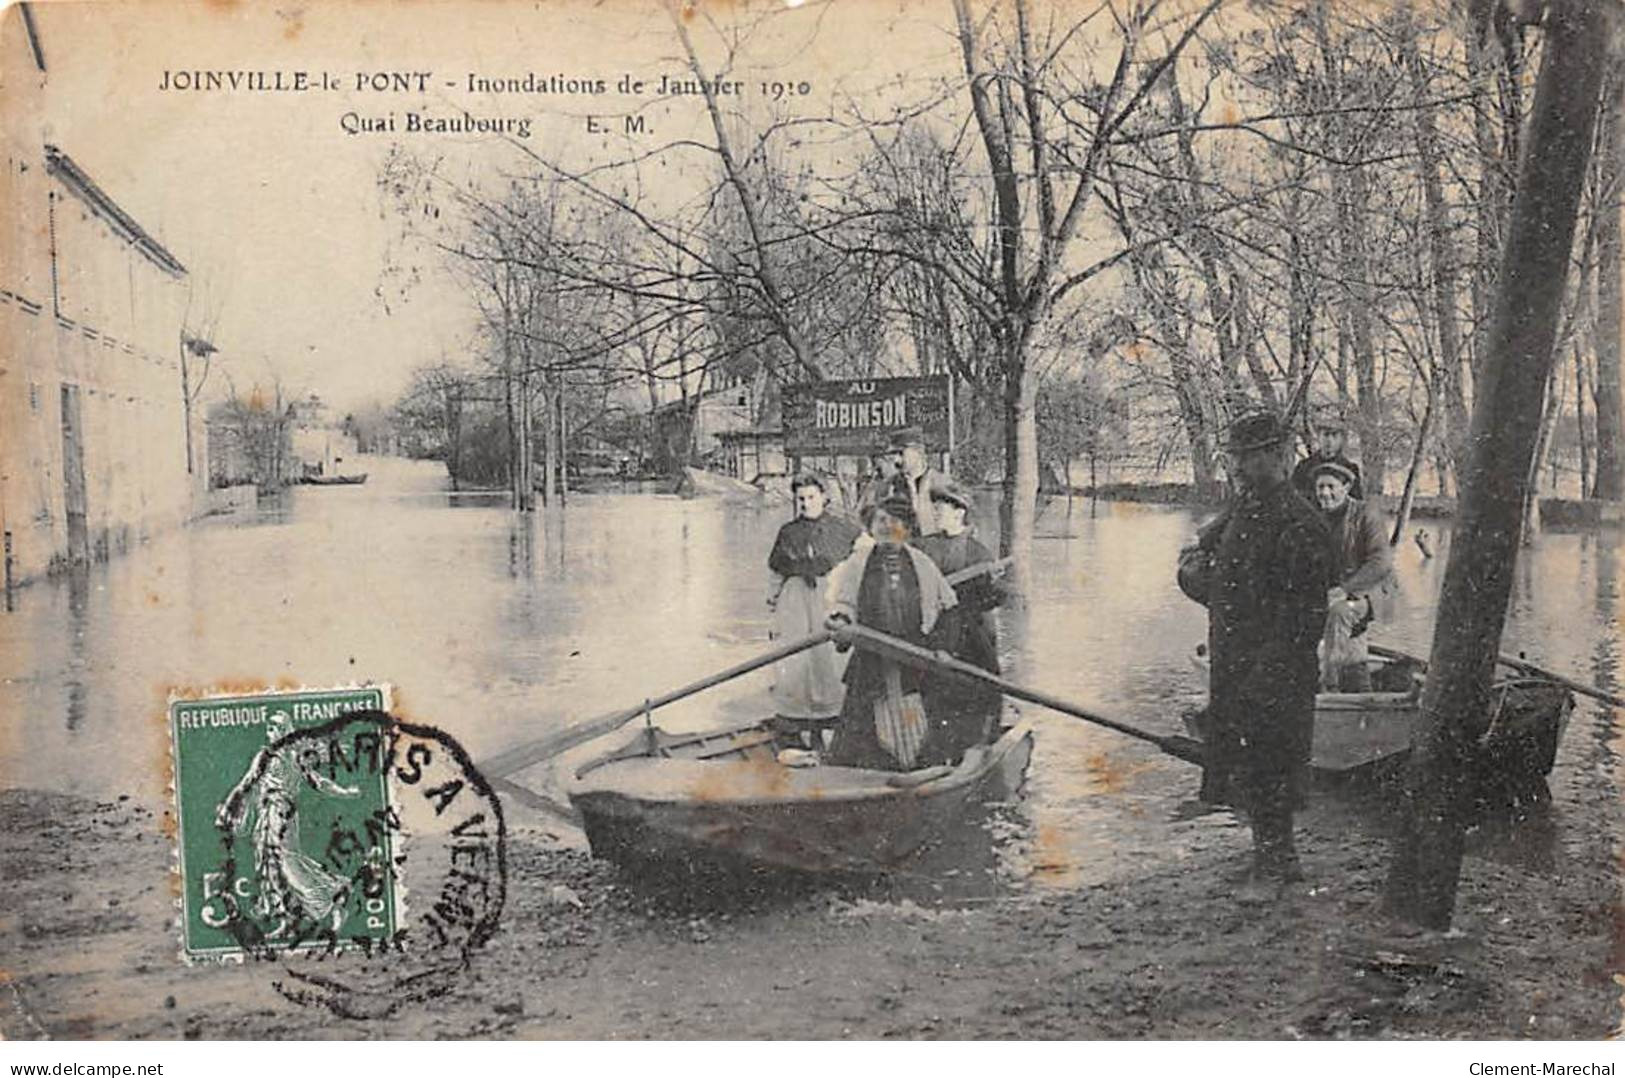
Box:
(1180, 411, 1333, 888)
(915, 479, 1008, 763)
(1291, 410, 1364, 503)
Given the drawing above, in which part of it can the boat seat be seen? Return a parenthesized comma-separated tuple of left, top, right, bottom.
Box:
(575, 756, 923, 803)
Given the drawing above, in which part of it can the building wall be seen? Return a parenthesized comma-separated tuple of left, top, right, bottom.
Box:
(0, 6, 200, 587)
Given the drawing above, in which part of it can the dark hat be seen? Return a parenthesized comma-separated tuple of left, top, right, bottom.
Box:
(1311, 459, 1357, 488)
(789, 471, 827, 493)
(929, 478, 973, 511)
(1311, 405, 1348, 432)
(1226, 411, 1290, 453)
(888, 426, 927, 450)
(875, 489, 918, 532)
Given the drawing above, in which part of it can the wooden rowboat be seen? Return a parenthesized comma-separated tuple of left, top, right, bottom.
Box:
(1184, 650, 1573, 778)
(568, 718, 1034, 875)
(301, 472, 368, 486)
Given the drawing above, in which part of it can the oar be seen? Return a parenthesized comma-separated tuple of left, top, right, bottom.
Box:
(1367, 641, 1625, 710)
(943, 556, 1013, 586)
(838, 623, 1206, 765)
(477, 628, 835, 780)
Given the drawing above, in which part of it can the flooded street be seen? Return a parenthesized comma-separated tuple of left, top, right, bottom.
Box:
(2, 456, 1620, 892)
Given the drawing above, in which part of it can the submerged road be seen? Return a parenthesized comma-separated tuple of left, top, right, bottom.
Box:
(1, 454, 1620, 890)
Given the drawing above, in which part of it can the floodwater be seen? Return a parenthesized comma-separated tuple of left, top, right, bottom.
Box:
(2, 456, 1619, 890)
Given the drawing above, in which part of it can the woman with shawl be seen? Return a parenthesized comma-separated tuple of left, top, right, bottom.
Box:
(823, 490, 957, 771)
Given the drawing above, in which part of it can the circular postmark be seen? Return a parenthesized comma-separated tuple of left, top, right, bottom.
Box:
(210, 709, 506, 1015)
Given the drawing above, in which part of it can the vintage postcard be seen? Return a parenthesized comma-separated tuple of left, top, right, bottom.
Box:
(0, 0, 1620, 1046)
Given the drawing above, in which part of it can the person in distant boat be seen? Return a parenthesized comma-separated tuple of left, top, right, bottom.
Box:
(824, 490, 957, 771)
(889, 427, 950, 538)
(1177, 411, 1332, 893)
(768, 473, 865, 741)
(1291, 410, 1364, 503)
(1312, 460, 1393, 692)
(915, 479, 1009, 763)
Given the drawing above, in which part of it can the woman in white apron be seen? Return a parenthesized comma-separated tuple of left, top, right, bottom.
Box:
(767, 474, 863, 736)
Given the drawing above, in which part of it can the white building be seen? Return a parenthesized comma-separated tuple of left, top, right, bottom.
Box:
(0, 4, 203, 586)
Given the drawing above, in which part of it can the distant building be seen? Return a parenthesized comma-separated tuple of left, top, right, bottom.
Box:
(0, 5, 203, 586)
(648, 368, 757, 473)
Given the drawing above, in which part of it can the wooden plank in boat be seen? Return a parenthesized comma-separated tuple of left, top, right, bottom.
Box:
(576, 756, 938, 804)
(1317, 691, 1415, 710)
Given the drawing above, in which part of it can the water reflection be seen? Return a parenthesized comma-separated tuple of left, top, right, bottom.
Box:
(0, 465, 1617, 891)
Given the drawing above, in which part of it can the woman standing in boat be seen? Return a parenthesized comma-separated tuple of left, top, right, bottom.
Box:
(768, 474, 864, 740)
(823, 491, 957, 771)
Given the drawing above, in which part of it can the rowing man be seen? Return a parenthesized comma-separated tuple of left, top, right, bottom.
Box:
(915, 479, 1008, 763)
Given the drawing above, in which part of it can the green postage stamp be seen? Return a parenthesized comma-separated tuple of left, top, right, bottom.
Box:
(169, 686, 399, 960)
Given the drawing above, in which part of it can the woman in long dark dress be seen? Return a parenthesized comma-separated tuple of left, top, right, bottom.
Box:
(768, 474, 863, 729)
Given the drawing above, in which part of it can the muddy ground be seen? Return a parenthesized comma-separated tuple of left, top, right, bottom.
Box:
(3, 744, 1620, 1043)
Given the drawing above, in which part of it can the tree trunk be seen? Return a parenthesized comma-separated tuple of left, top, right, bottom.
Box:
(1391, 386, 1435, 547)
(504, 376, 519, 506)
(1384, 2, 1605, 929)
(521, 373, 537, 511)
(1315, 2, 1384, 495)
(1593, 68, 1624, 498)
(540, 383, 556, 506)
(1404, 16, 1471, 487)
(1521, 357, 1569, 546)
(1347, 165, 1385, 496)
(1577, 344, 1593, 496)
(998, 360, 1039, 601)
(558, 386, 570, 504)
(1466, 24, 1513, 384)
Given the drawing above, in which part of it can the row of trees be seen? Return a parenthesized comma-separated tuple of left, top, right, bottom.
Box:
(373, 0, 1625, 588)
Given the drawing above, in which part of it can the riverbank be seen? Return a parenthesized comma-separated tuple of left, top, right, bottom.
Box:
(2, 757, 1617, 1040)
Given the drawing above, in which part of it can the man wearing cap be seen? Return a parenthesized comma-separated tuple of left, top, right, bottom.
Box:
(886, 426, 949, 537)
(916, 479, 1009, 762)
(1291, 411, 1364, 503)
(1178, 411, 1332, 891)
(1311, 459, 1393, 692)
(855, 452, 899, 526)
(824, 490, 957, 771)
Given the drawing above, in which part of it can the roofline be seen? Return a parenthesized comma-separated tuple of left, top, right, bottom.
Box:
(44, 145, 187, 277)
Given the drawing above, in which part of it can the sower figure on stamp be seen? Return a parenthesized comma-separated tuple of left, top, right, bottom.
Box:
(823, 491, 956, 771)
(915, 479, 1009, 765)
(767, 473, 864, 746)
(215, 711, 362, 936)
(1177, 411, 1332, 891)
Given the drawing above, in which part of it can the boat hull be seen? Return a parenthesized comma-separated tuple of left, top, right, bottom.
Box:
(570, 721, 1034, 875)
(1185, 680, 1572, 777)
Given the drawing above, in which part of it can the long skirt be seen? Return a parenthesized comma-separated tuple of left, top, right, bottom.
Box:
(769, 577, 848, 720)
